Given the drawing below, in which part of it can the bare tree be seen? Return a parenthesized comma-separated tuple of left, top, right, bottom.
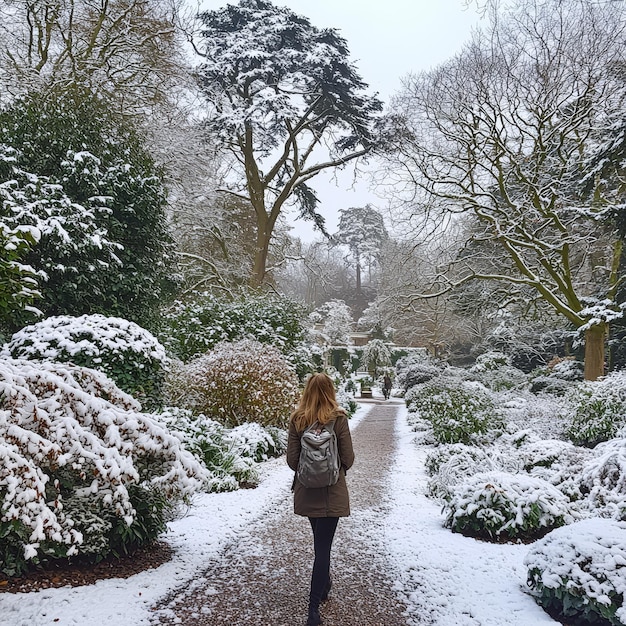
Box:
(0, 0, 191, 115)
(384, 0, 626, 379)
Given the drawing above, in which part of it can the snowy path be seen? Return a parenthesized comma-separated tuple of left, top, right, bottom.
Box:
(150, 402, 410, 626)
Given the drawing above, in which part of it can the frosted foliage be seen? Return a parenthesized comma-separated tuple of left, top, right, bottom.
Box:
(226, 423, 287, 463)
(182, 339, 300, 427)
(566, 371, 626, 446)
(5, 313, 167, 362)
(579, 439, 626, 519)
(425, 445, 498, 500)
(0, 359, 206, 562)
(525, 519, 626, 624)
(0, 149, 120, 268)
(445, 471, 571, 540)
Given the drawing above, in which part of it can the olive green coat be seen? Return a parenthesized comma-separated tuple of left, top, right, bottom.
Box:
(287, 410, 355, 518)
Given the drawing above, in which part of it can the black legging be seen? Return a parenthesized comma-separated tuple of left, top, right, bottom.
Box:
(308, 517, 339, 607)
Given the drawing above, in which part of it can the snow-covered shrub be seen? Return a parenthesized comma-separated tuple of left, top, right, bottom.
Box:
(179, 339, 300, 428)
(227, 423, 287, 463)
(471, 351, 511, 371)
(425, 443, 493, 477)
(0, 88, 176, 329)
(0, 359, 206, 576)
(408, 378, 502, 445)
(470, 351, 527, 391)
(530, 358, 584, 395)
(156, 407, 258, 492)
(499, 391, 571, 440)
(566, 372, 626, 447)
(425, 444, 497, 500)
(444, 471, 571, 541)
(3, 314, 168, 410)
(518, 439, 592, 502)
(526, 518, 626, 626)
(160, 291, 314, 377)
(579, 439, 626, 519)
(395, 352, 441, 392)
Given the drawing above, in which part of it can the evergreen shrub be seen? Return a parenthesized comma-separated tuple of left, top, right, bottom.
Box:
(3, 314, 168, 410)
(425, 444, 497, 500)
(444, 471, 571, 541)
(566, 373, 626, 447)
(0, 359, 205, 576)
(579, 439, 626, 519)
(408, 378, 501, 445)
(395, 352, 441, 391)
(160, 291, 314, 377)
(526, 518, 626, 626)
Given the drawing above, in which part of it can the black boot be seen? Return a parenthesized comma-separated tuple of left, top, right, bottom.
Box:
(306, 605, 322, 626)
(320, 577, 332, 602)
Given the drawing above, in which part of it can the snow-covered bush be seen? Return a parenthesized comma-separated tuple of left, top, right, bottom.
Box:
(3, 314, 168, 410)
(156, 407, 258, 492)
(0, 88, 176, 329)
(160, 291, 314, 377)
(471, 351, 511, 371)
(426, 444, 497, 500)
(526, 518, 626, 626)
(530, 358, 584, 395)
(517, 439, 592, 502)
(179, 339, 300, 428)
(227, 423, 287, 463)
(395, 351, 441, 392)
(444, 471, 571, 541)
(566, 372, 626, 447)
(470, 351, 527, 391)
(408, 378, 502, 445)
(579, 439, 626, 519)
(0, 359, 206, 576)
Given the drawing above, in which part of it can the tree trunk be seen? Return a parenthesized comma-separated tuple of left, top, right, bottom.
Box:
(584, 324, 607, 381)
(356, 261, 362, 292)
(251, 228, 270, 288)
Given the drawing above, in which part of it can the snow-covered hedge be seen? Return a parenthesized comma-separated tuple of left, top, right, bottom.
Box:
(0, 359, 206, 576)
(444, 471, 571, 541)
(407, 378, 501, 445)
(160, 292, 314, 377)
(3, 314, 168, 410)
(178, 339, 300, 428)
(526, 518, 626, 626)
(566, 372, 626, 447)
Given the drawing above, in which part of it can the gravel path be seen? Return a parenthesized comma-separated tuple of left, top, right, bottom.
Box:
(151, 401, 411, 626)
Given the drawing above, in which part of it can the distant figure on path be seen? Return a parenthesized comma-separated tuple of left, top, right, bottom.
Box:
(383, 374, 392, 400)
(287, 373, 355, 626)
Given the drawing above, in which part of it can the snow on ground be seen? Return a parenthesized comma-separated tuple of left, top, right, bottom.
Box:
(384, 403, 556, 626)
(0, 401, 558, 625)
(0, 406, 369, 626)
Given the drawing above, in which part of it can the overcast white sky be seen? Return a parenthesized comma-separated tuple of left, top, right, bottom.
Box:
(200, 0, 483, 240)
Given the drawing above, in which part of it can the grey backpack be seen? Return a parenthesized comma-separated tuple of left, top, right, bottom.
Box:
(296, 419, 340, 489)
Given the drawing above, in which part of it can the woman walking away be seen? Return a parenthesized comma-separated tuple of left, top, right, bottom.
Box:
(287, 373, 355, 626)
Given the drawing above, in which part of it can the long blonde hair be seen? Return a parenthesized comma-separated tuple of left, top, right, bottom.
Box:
(291, 373, 340, 431)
